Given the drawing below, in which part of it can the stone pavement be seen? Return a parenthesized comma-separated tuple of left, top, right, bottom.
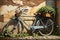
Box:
(0, 36, 60, 40)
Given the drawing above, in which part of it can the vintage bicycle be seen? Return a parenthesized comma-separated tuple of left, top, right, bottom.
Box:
(2, 7, 54, 36)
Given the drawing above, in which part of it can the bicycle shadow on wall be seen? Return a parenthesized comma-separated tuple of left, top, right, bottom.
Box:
(2, 18, 28, 34)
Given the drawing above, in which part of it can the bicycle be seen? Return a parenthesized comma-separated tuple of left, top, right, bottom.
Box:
(31, 14, 54, 36)
(2, 8, 54, 36)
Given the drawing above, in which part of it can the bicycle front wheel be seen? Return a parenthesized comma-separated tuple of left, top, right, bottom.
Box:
(35, 19, 54, 36)
(2, 19, 23, 35)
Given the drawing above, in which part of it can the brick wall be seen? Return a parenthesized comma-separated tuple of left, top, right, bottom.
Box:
(0, 0, 45, 33)
(56, 0, 60, 35)
(56, 0, 60, 26)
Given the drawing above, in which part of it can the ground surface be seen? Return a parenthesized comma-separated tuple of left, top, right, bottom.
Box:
(0, 36, 60, 40)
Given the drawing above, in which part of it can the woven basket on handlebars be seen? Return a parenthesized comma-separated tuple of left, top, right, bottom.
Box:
(42, 13, 51, 18)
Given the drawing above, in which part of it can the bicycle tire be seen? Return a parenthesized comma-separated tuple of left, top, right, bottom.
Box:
(34, 19, 54, 36)
(2, 19, 23, 35)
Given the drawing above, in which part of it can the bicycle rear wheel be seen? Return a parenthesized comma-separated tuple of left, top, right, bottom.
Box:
(35, 19, 54, 36)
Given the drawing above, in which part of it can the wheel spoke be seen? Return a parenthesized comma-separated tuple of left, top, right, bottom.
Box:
(46, 19, 53, 26)
(37, 19, 54, 35)
(47, 23, 53, 26)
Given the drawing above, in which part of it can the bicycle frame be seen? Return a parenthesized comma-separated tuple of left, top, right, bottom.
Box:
(17, 13, 45, 30)
(18, 15, 36, 27)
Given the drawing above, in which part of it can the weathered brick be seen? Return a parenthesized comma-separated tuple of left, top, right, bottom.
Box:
(56, 0, 60, 35)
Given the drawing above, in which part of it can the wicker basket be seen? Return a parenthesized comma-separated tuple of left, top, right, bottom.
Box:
(42, 13, 51, 17)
